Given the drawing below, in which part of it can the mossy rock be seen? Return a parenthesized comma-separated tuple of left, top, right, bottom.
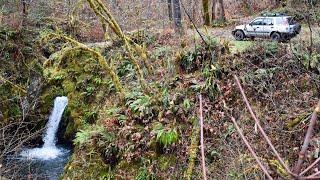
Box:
(57, 108, 74, 143)
(39, 85, 65, 112)
(41, 48, 114, 142)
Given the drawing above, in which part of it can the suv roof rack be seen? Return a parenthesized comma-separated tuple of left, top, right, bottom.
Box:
(260, 12, 288, 17)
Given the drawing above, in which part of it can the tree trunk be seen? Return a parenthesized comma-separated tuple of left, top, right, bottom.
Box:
(220, 0, 226, 22)
(212, 0, 216, 21)
(172, 0, 183, 34)
(242, 0, 252, 15)
(202, 0, 210, 25)
(167, 0, 173, 21)
(214, 0, 226, 22)
(21, 0, 27, 16)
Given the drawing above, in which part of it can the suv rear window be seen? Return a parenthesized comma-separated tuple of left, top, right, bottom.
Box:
(286, 17, 296, 25)
(275, 17, 296, 25)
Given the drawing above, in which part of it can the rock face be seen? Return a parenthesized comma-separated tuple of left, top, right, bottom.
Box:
(27, 76, 43, 103)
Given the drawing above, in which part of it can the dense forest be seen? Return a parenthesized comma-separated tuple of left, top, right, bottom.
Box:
(0, 0, 320, 179)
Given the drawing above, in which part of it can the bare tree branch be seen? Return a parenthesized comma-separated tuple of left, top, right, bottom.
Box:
(300, 157, 320, 176)
(199, 94, 207, 180)
(294, 100, 320, 174)
(230, 116, 273, 180)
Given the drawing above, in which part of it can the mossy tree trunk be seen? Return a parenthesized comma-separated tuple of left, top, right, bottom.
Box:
(86, 0, 151, 93)
(184, 118, 200, 180)
(167, 0, 173, 21)
(212, 0, 216, 21)
(212, 0, 226, 22)
(202, 0, 210, 25)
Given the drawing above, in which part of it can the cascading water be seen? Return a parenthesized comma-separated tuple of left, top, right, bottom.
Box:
(20, 96, 69, 160)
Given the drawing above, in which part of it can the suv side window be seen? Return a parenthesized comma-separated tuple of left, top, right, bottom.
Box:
(264, 18, 273, 25)
(251, 18, 265, 25)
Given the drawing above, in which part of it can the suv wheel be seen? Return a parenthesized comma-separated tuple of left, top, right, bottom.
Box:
(234, 30, 245, 41)
(271, 32, 281, 41)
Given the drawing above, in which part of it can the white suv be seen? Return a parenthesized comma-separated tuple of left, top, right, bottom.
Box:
(232, 13, 301, 41)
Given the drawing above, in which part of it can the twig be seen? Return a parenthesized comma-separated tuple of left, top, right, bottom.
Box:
(294, 101, 320, 174)
(300, 176, 320, 180)
(230, 116, 273, 180)
(300, 157, 320, 176)
(308, 171, 320, 178)
(199, 94, 207, 180)
(233, 74, 294, 176)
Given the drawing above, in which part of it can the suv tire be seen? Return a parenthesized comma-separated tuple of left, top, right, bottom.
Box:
(271, 32, 281, 41)
(234, 30, 245, 41)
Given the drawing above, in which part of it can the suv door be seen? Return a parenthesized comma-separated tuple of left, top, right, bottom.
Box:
(263, 18, 275, 37)
(246, 18, 265, 37)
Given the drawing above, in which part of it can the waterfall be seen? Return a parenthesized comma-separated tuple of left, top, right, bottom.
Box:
(42, 96, 68, 148)
(20, 96, 69, 160)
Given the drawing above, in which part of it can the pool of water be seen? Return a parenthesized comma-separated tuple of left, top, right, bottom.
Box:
(4, 145, 71, 180)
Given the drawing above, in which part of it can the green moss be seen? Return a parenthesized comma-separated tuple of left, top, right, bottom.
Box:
(8, 103, 21, 117)
(158, 154, 176, 171)
(63, 147, 113, 179)
(39, 86, 64, 112)
(44, 49, 116, 136)
(62, 80, 76, 94)
(64, 115, 76, 141)
(116, 160, 145, 179)
(231, 40, 253, 54)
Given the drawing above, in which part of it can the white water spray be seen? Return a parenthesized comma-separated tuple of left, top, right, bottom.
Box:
(21, 96, 68, 160)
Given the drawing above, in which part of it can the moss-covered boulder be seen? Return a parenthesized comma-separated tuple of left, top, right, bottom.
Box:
(41, 47, 116, 142)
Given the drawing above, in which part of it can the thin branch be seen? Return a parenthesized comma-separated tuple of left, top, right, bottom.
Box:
(308, 171, 320, 178)
(199, 94, 207, 180)
(230, 116, 273, 180)
(180, 1, 208, 46)
(300, 157, 320, 176)
(300, 176, 320, 180)
(294, 101, 320, 174)
(233, 74, 294, 176)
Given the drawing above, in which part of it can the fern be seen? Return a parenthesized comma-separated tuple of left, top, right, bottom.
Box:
(74, 129, 92, 146)
(152, 123, 178, 147)
(74, 125, 105, 146)
(125, 91, 153, 119)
